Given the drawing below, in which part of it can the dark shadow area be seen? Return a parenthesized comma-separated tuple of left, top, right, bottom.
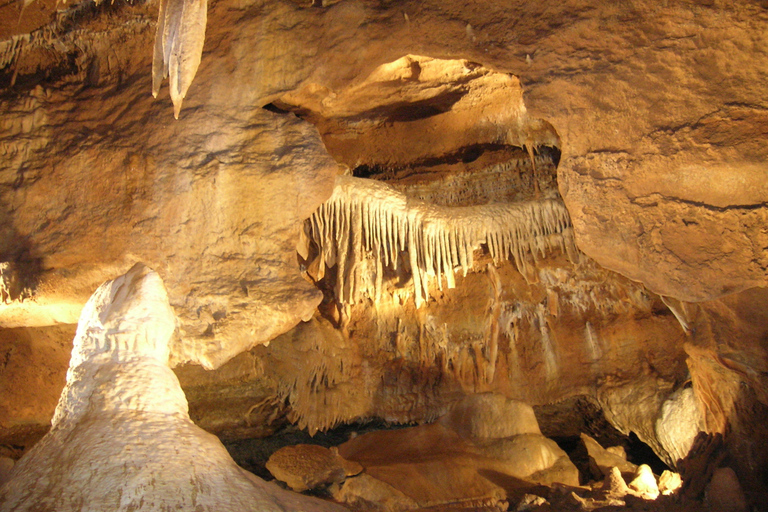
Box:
(223, 419, 408, 481)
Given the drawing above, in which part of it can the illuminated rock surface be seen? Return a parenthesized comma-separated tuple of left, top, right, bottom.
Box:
(0, 0, 767, 509)
(0, 264, 346, 512)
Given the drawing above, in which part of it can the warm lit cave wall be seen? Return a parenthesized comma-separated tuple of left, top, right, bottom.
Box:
(1, 0, 767, 501)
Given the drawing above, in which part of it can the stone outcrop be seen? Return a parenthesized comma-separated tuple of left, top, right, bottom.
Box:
(0, 264, 346, 512)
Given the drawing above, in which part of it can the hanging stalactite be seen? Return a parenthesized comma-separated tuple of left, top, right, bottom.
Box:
(301, 175, 579, 308)
(152, 0, 208, 119)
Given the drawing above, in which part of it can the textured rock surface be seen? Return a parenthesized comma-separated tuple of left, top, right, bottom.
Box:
(628, 464, 660, 500)
(579, 433, 637, 478)
(266, 444, 362, 492)
(0, 264, 346, 512)
(333, 397, 578, 509)
(0, 0, 767, 504)
(0, 324, 74, 447)
(440, 394, 541, 439)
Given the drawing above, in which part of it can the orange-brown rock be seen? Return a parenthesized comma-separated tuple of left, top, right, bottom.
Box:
(266, 444, 362, 492)
(0, 0, 767, 505)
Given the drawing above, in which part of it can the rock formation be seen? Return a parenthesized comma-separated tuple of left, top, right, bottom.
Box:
(1, 0, 767, 509)
(0, 264, 346, 512)
(330, 394, 578, 510)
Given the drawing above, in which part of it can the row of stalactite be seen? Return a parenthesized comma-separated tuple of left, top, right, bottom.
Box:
(300, 175, 579, 308)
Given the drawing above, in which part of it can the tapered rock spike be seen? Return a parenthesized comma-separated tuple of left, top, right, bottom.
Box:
(306, 175, 577, 307)
(152, 0, 208, 118)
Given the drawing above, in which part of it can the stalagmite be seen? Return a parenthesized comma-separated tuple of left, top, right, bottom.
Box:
(307, 175, 577, 308)
(152, 0, 208, 119)
(0, 264, 346, 512)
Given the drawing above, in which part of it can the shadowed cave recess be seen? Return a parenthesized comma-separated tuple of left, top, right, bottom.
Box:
(2, 1, 768, 508)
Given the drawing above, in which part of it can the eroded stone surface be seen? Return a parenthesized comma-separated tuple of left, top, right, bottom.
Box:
(0, 264, 346, 512)
(0, 0, 767, 503)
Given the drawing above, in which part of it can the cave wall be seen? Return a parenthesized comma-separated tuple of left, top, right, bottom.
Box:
(0, 0, 767, 498)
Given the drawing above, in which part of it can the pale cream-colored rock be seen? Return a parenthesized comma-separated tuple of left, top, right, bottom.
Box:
(705, 467, 748, 512)
(0, 264, 347, 512)
(655, 387, 705, 466)
(477, 434, 579, 487)
(657, 470, 682, 496)
(440, 393, 541, 439)
(579, 433, 637, 478)
(515, 494, 547, 511)
(628, 464, 659, 500)
(603, 466, 629, 499)
(266, 444, 362, 492)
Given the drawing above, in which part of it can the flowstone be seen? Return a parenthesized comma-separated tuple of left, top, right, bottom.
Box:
(0, 263, 346, 512)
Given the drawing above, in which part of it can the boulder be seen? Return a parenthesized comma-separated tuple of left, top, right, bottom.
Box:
(266, 444, 362, 492)
(334, 473, 419, 512)
(603, 466, 629, 499)
(627, 464, 659, 500)
(657, 470, 682, 496)
(440, 394, 541, 439)
(579, 433, 637, 478)
(477, 434, 579, 487)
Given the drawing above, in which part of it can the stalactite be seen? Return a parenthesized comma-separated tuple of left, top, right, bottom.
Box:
(536, 303, 559, 381)
(152, 0, 208, 119)
(307, 175, 578, 308)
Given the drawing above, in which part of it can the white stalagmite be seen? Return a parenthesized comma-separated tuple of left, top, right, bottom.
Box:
(0, 263, 347, 512)
(152, 0, 208, 119)
(306, 175, 578, 308)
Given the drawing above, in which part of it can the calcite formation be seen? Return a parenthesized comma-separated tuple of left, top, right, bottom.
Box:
(0, 0, 767, 507)
(0, 264, 346, 512)
(152, 0, 208, 118)
(303, 175, 577, 307)
(331, 394, 578, 510)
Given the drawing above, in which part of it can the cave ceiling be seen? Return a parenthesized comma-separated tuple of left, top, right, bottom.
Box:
(0, 0, 767, 506)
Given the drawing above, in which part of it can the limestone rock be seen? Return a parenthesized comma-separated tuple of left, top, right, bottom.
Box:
(478, 434, 579, 487)
(266, 444, 362, 492)
(515, 494, 547, 511)
(0, 103, 338, 371)
(1, 0, 768, 498)
(334, 473, 419, 512)
(0, 264, 347, 512)
(579, 433, 637, 478)
(440, 393, 541, 439)
(603, 466, 629, 499)
(657, 470, 682, 496)
(655, 387, 705, 466)
(706, 467, 748, 512)
(627, 464, 659, 500)
(337, 422, 507, 509)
